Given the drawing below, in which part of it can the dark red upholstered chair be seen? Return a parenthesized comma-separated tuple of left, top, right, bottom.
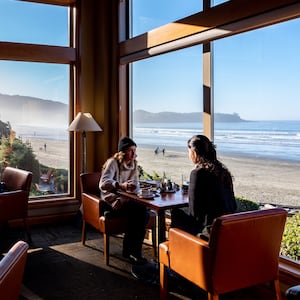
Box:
(80, 172, 157, 265)
(0, 240, 29, 300)
(159, 208, 287, 300)
(0, 167, 33, 241)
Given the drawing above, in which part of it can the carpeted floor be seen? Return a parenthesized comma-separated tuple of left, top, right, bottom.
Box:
(1, 220, 282, 300)
(1, 221, 190, 300)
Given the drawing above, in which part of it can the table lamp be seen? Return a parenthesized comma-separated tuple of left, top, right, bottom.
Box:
(68, 112, 102, 173)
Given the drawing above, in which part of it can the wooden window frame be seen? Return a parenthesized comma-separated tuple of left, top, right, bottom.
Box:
(0, 1, 78, 220)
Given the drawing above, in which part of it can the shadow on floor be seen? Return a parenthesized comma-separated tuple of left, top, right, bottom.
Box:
(1, 220, 281, 300)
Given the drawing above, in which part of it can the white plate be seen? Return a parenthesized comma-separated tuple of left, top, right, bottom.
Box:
(126, 190, 138, 194)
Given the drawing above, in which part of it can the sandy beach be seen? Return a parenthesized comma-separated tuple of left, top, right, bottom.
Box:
(137, 146, 300, 208)
(28, 138, 69, 170)
(27, 138, 300, 207)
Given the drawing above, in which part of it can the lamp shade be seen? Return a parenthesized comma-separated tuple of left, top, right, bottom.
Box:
(68, 112, 102, 132)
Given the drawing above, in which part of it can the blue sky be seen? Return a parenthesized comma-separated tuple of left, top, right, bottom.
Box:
(0, 1, 299, 120)
(213, 20, 300, 120)
(0, 0, 69, 104)
(131, 1, 300, 121)
(0, 1, 67, 45)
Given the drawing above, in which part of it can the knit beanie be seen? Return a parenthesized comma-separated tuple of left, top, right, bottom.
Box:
(118, 136, 137, 152)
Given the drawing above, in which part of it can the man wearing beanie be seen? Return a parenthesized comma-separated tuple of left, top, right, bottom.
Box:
(99, 136, 148, 265)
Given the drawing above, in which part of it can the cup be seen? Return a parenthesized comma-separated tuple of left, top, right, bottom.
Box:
(139, 187, 152, 197)
(181, 181, 189, 194)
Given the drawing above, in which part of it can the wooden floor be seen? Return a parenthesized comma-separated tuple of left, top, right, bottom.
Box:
(0, 220, 287, 300)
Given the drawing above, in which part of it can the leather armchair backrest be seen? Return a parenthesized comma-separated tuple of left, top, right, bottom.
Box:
(80, 172, 101, 196)
(209, 208, 287, 294)
(2, 167, 32, 192)
(0, 241, 29, 300)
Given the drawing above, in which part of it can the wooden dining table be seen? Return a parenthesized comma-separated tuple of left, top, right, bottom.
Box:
(119, 187, 189, 283)
(118, 189, 189, 245)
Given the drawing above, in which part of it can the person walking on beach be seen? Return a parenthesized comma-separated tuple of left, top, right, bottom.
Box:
(99, 136, 149, 265)
(171, 134, 237, 239)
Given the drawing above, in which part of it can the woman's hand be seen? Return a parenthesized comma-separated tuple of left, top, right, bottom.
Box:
(127, 180, 138, 192)
(119, 180, 138, 192)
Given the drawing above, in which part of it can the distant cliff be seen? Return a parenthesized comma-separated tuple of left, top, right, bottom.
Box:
(0, 93, 245, 126)
(0, 93, 68, 126)
(133, 110, 246, 123)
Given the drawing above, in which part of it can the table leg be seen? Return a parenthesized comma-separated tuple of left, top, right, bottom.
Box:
(157, 210, 166, 244)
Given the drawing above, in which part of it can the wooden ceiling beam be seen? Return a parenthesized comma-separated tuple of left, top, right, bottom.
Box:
(19, 0, 75, 6)
(0, 42, 76, 63)
(120, 0, 300, 60)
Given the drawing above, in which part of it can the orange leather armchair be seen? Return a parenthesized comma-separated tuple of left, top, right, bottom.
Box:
(159, 208, 287, 300)
(80, 172, 157, 265)
(0, 167, 33, 241)
(0, 240, 29, 300)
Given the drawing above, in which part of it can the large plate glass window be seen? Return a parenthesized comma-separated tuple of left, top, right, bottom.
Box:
(213, 19, 300, 261)
(131, 45, 203, 184)
(214, 19, 300, 208)
(0, 1, 71, 199)
(0, 61, 70, 197)
(0, 0, 68, 46)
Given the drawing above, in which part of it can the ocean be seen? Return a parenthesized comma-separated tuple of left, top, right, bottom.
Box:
(12, 124, 68, 141)
(133, 120, 300, 162)
(11, 120, 300, 162)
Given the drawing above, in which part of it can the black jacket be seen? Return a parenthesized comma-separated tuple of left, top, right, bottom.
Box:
(188, 166, 236, 230)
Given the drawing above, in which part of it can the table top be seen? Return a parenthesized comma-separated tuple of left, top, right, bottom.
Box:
(119, 189, 189, 212)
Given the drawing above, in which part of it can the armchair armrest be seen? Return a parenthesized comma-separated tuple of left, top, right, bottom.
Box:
(0, 241, 29, 299)
(81, 193, 101, 229)
(161, 228, 212, 289)
(159, 241, 170, 266)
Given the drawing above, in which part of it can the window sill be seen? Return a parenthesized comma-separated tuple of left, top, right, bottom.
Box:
(279, 256, 300, 287)
(27, 196, 80, 225)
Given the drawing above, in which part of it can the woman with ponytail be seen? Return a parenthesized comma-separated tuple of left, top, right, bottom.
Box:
(171, 134, 237, 238)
